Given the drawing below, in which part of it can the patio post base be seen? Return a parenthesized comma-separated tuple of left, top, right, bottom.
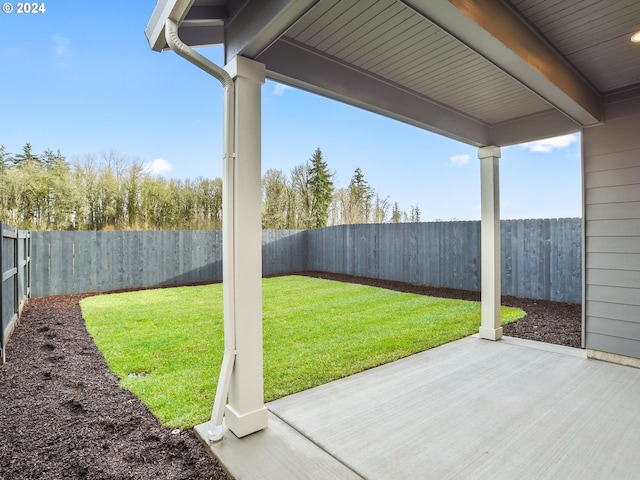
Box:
(224, 404, 268, 438)
(479, 326, 503, 341)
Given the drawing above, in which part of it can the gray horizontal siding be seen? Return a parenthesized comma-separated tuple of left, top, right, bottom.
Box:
(586, 301, 640, 323)
(584, 166, 640, 188)
(587, 253, 640, 271)
(586, 237, 640, 253)
(586, 285, 640, 306)
(584, 149, 640, 173)
(586, 219, 640, 236)
(586, 269, 640, 289)
(586, 333, 640, 359)
(584, 111, 640, 359)
(588, 317, 640, 341)
(586, 202, 640, 220)
(585, 184, 640, 204)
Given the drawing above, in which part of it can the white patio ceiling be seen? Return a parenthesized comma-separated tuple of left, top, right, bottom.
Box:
(146, 0, 640, 146)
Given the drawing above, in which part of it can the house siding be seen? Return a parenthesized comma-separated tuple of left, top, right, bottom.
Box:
(583, 112, 640, 359)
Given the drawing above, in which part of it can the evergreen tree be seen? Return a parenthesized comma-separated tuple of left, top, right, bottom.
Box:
(390, 202, 402, 223)
(410, 204, 421, 222)
(348, 167, 373, 224)
(41, 148, 66, 169)
(0, 145, 8, 172)
(308, 148, 334, 228)
(12, 143, 38, 166)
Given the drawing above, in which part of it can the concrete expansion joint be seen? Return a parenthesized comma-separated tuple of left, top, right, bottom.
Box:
(267, 408, 367, 479)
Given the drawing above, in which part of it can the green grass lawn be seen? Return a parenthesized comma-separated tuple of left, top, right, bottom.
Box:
(80, 275, 524, 429)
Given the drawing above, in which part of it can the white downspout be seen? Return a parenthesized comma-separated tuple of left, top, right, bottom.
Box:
(165, 18, 236, 442)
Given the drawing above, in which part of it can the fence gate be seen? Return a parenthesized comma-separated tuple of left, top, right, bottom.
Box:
(1, 222, 31, 364)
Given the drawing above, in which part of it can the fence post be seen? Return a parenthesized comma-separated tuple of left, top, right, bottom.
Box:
(14, 227, 19, 327)
(27, 231, 31, 301)
(1, 221, 4, 364)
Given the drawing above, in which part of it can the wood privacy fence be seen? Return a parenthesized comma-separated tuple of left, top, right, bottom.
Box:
(1, 223, 31, 364)
(30, 218, 581, 303)
(306, 218, 582, 303)
(31, 230, 306, 297)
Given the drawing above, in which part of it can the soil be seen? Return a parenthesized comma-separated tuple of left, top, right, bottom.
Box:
(0, 273, 581, 480)
(0, 294, 228, 480)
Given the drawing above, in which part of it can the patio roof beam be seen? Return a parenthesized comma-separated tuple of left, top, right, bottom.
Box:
(405, 0, 603, 127)
(258, 38, 491, 147)
(224, 0, 317, 62)
(489, 109, 580, 147)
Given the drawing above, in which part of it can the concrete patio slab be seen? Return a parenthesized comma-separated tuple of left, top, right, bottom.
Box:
(198, 335, 640, 479)
(195, 412, 363, 480)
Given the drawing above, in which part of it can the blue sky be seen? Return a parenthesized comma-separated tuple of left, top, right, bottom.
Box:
(0, 1, 582, 221)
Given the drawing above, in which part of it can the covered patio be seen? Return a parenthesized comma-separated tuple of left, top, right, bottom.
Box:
(200, 335, 640, 479)
(145, 0, 640, 475)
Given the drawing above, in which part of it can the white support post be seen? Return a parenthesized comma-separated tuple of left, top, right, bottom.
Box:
(223, 56, 267, 437)
(478, 146, 502, 341)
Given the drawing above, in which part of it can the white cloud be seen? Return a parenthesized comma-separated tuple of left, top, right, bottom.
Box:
(144, 158, 173, 176)
(520, 134, 578, 153)
(52, 35, 70, 57)
(450, 154, 470, 166)
(272, 83, 293, 96)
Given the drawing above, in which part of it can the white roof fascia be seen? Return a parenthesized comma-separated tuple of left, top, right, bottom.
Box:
(146, 0, 196, 52)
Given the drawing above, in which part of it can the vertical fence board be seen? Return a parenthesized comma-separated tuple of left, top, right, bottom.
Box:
(308, 229, 316, 271)
(501, 220, 511, 296)
(550, 219, 559, 302)
(48, 232, 61, 295)
(214, 230, 223, 280)
(74, 232, 88, 293)
(1, 224, 5, 361)
(30, 232, 42, 298)
(572, 219, 582, 303)
(191, 230, 202, 281)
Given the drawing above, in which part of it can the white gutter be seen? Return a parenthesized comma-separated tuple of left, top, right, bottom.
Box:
(165, 18, 236, 443)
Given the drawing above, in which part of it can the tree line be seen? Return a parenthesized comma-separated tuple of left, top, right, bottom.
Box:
(0, 144, 419, 231)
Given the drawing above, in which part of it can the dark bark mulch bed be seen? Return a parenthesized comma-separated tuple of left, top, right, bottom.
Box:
(0, 273, 581, 480)
(0, 294, 228, 480)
